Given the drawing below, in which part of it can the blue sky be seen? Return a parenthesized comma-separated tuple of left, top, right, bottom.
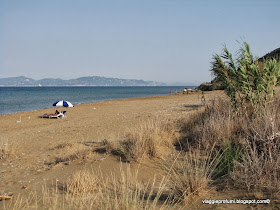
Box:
(0, 0, 279, 84)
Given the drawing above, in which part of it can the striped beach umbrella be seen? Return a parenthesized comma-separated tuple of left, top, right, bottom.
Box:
(53, 100, 74, 107)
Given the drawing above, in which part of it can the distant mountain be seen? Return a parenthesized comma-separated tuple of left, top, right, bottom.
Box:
(0, 76, 37, 86)
(0, 76, 166, 87)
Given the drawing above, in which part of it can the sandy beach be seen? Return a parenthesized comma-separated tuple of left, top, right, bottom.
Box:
(1, 90, 240, 209)
(2, 89, 280, 209)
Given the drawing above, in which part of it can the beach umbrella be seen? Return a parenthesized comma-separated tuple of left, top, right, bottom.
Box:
(53, 100, 74, 108)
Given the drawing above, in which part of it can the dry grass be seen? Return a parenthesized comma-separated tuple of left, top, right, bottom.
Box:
(0, 141, 9, 160)
(50, 143, 73, 150)
(165, 148, 221, 204)
(231, 101, 280, 197)
(3, 166, 176, 210)
(46, 143, 95, 166)
(118, 118, 179, 162)
(178, 99, 239, 149)
(232, 138, 280, 198)
(104, 165, 172, 209)
(178, 98, 280, 197)
(65, 170, 101, 195)
(231, 119, 280, 198)
(0, 140, 18, 160)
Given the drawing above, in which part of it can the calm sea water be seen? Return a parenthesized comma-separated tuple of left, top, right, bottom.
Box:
(0, 86, 191, 115)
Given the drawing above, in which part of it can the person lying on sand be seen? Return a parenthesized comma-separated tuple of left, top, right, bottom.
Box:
(41, 110, 64, 118)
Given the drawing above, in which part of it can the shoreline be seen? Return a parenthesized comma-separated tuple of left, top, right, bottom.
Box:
(0, 92, 192, 116)
(0, 86, 191, 116)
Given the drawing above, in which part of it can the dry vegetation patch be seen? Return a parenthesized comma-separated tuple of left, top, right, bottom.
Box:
(117, 118, 179, 162)
(164, 148, 221, 204)
(5, 166, 175, 210)
(50, 142, 73, 150)
(65, 170, 101, 195)
(178, 98, 280, 199)
(0, 148, 9, 160)
(0, 140, 17, 160)
(46, 143, 95, 166)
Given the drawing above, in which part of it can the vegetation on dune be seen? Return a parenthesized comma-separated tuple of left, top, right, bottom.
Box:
(173, 41, 280, 203)
(208, 42, 280, 195)
(118, 119, 177, 162)
(211, 41, 280, 112)
(199, 44, 280, 93)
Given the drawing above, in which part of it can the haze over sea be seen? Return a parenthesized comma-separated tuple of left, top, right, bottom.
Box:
(0, 86, 190, 115)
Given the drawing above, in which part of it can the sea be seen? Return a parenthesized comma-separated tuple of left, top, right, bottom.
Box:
(0, 86, 193, 115)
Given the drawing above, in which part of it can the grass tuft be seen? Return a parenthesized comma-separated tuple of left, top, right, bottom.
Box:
(119, 118, 178, 162)
(166, 148, 221, 204)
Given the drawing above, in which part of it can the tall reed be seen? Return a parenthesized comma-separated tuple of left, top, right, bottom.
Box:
(211, 41, 280, 113)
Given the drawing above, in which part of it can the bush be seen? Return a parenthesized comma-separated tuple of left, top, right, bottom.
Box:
(213, 140, 243, 179)
(211, 41, 280, 113)
(119, 119, 178, 162)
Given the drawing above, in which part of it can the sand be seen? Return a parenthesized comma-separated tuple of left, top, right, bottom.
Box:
(1, 91, 227, 207)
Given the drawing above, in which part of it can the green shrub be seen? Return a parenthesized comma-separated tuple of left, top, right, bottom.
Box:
(213, 140, 243, 179)
(211, 41, 280, 113)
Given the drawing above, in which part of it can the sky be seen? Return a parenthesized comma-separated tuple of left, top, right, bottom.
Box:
(0, 0, 279, 85)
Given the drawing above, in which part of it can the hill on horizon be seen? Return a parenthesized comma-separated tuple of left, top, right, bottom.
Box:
(0, 76, 167, 87)
(259, 48, 280, 62)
